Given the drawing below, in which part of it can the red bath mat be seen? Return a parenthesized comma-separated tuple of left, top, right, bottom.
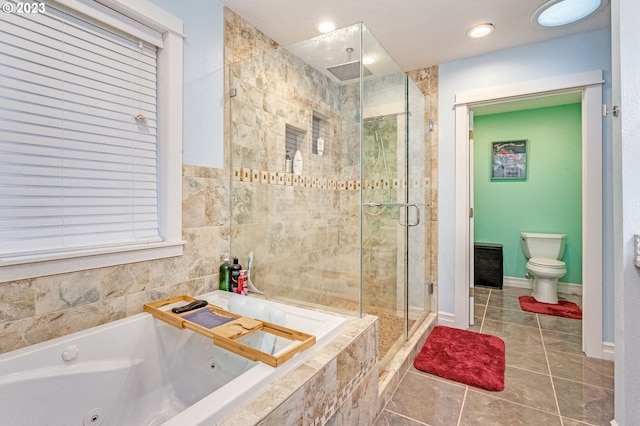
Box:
(413, 326, 505, 391)
(518, 296, 582, 319)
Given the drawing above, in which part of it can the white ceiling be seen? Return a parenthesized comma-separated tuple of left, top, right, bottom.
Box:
(217, 0, 611, 71)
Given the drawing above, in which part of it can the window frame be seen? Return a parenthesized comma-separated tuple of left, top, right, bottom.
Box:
(1, 0, 184, 282)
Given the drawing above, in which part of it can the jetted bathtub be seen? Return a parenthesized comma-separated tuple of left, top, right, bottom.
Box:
(0, 291, 346, 425)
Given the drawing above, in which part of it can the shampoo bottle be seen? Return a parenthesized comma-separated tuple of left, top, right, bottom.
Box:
(229, 257, 242, 293)
(219, 254, 230, 291)
(285, 151, 293, 173)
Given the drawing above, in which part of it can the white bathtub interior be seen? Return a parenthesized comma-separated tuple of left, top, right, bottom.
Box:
(0, 291, 346, 425)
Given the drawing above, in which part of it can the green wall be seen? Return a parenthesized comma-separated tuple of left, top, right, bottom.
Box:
(474, 103, 582, 284)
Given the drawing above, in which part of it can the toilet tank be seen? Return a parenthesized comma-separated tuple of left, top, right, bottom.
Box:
(520, 232, 566, 259)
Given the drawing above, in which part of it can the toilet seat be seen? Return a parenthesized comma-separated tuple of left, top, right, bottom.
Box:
(528, 257, 565, 269)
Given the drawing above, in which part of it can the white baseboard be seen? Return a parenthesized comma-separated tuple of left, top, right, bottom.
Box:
(602, 341, 615, 361)
(502, 276, 530, 289)
(502, 276, 583, 296)
(437, 311, 455, 328)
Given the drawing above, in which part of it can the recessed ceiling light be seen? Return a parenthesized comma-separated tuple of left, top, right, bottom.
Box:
(362, 56, 375, 65)
(532, 0, 608, 28)
(467, 23, 495, 39)
(317, 21, 336, 33)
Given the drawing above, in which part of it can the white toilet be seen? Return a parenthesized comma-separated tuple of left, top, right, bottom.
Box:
(520, 232, 567, 304)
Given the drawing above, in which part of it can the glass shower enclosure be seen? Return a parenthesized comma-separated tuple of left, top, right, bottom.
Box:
(228, 23, 430, 367)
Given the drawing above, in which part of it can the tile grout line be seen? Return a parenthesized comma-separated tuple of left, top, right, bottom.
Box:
(468, 387, 573, 419)
(478, 289, 490, 333)
(381, 408, 431, 426)
(537, 313, 564, 426)
(456, 387, 469, 426)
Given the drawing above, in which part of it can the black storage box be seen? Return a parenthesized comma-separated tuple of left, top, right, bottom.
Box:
(474, 243, 503, 289)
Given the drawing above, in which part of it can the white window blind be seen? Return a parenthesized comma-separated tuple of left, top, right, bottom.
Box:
(0, 1, 162, 260)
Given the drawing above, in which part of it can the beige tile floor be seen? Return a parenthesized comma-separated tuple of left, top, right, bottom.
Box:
(375, 286, 614, 426)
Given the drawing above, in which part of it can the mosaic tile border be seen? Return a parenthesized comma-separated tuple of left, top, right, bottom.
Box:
(232, 167, 426, 190)
(316, 356, 378, 425)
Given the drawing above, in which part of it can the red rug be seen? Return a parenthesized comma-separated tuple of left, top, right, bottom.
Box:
(518, 296, 582, 319)
(413, 326, 505, 391)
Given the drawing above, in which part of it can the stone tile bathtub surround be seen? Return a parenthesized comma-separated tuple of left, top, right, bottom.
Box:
(0, 166, 220, 353)
(219, 314, 379, 425)
(0, 165, 225, 355)
(0, 281, 35, 323)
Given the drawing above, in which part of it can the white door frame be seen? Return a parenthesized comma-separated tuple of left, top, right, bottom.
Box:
(453, 70, 604, 358)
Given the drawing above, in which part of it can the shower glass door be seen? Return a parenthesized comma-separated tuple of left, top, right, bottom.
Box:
(361, 26, 427, 366)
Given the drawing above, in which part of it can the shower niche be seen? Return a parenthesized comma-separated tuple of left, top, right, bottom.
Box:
(312, 112, 330, 156)
(228, 22, 430, 367)
(284, 124, 305, 175)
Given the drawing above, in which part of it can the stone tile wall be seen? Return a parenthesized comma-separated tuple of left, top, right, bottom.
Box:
(225, 10, 361, 306)
(219, 313, 379, 425)
(0, 165, 231, 355)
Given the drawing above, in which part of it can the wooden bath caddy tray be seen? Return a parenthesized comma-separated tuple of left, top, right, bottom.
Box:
(144, 295, 316, 367)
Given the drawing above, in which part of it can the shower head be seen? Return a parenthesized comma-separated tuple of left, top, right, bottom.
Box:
(326, 60, 373, 81)
(327, 47, 372, 81)
(364, 115, 386, 131)
(364, 120, 379, 132)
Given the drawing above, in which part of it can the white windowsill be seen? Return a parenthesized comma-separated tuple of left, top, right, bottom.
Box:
(0, 241, 185, 283)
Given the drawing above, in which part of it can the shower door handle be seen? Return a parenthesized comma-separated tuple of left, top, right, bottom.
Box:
(401, 203, 420, 227)
(363, 202, 421, 227)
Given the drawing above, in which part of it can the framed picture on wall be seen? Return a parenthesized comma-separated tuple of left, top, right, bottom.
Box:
(491, 140, 527, 180)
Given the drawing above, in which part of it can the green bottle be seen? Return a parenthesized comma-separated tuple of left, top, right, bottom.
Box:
(219, 254, 230, 291)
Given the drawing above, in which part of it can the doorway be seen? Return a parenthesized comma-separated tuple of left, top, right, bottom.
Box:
(453, 70, 605, 358)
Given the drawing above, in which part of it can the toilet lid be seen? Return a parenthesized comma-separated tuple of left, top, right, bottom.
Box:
(528, 257, 565, 268)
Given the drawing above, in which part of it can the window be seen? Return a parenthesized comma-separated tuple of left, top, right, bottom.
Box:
(0, 0, 184, 281)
